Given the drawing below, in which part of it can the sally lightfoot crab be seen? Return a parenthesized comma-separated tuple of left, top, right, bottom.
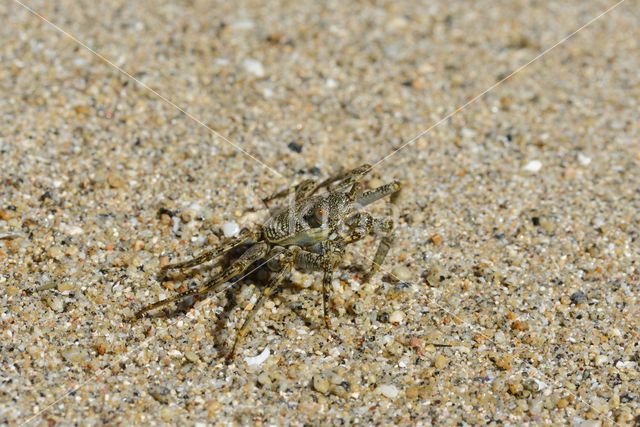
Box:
(132, 164, 401, 358)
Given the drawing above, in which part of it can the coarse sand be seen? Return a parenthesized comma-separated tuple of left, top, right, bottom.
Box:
(1, 0, 639, 425)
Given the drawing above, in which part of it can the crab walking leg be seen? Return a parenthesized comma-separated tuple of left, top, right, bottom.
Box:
(355, 180, 401, 208)
(262, 179, 317, 205)
(134, 243, 269, 319)
(160, 228, 259, 272)
(364, 219, 395, 281)
(319, 241, 344, 328)
(227, 251, 296, 358)
(342, 212, 395, 281)
(316, 163, 372, 193)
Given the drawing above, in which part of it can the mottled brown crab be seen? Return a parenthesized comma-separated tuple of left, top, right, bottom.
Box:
(133, 164, 401, 358)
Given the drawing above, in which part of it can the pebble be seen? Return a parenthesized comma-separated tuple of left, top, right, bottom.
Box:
(184, 351, 200, 364)
(594, 355, 608, 366)
(257, 372, 272, 387)
(48, 246, 64, 261)
(222, 222, 240, 237)
(149, 386, 171, 404)
(494, 355, 512, 370)
(245, 346, 270, 367)
(243, 59, 265, 77)
(376, 384, 399, 399)
(45, 296, 64, 312)
(389, 310, 405, 325)
(59, 223, 84, 236)
(523, 160, 543, 173)
(570, 291, 587, 304)
(391, 266, 412, 282)
(578, 153, 592, 166)
(61, 347, 89, 364)
(429, 233, 443, 246)
(434, 354, 448, 369)
(313, 375, 330, 394)
(106, 173, 126, 189)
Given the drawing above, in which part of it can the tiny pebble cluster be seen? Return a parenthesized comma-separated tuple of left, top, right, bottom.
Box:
(1, 0, 638, 425)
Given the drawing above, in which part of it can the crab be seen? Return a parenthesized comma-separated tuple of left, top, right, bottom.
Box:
(133, 164, 401, 358)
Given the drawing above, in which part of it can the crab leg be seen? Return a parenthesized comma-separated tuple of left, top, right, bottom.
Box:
(319, 240, 345, 328)
(134, 243, 269, 319)
(263, 179, 318, 205)
(355, 180, 401, 208)
(342, 212, 395, 281)
(160, 228, 258, 272)
(227, 249, 296, 358)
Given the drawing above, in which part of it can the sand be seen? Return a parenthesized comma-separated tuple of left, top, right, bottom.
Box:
(1, 0, 638, 425)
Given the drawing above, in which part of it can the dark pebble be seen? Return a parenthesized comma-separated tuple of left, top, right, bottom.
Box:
(287, 141, 303, 153)
(570, 291, 587, 304)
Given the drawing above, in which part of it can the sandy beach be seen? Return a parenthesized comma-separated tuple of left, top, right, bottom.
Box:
(1, 0, 638, 425)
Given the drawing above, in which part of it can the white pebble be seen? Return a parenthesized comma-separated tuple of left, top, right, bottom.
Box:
(376, 384, 399, 399)
(523, 160, 543, 173)
(243, 59, 265, 77)
(326, 78, 338, 89)
(222, 222, 240, 237)
(578, 153, 592, 166)
(461, 127, 476, 139)
(245, 346, 270, 367)
(595, 355, 608, 366)
(59, 223, 84, 236)
(230, 20, 255, 30)
(389, 310, 405, 324)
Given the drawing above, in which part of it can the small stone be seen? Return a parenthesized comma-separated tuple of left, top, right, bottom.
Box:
(149, 385, 170, 404)
(391, 266, 412, 282)
(287, 141, 303, 153)
(578, 153, 592, 166)
(495, 355, 512, 370)
(389, 310, 405, 325)
(159, 256, 170, 269)
(94, 342, 107, 356)
(570, 291, 587, 304)
(429, 233, 443, 246)
(376, 384, 399, 399)
(330, 381, 350, 398)
(54, 281, 73, 292)
(257, 372, 272, 387)
(245, 346, 270, 367)
(556, 397, 569, 409)
(133, 240, 145, 251)
(48, 246, 64, 260)
(107, 173, 126, 189)
(406, 386, 420, 399)
(61, 347, 89, 364)
(45, 296, 64, 313)
(434, 354, 448, 369)
(6, 286, 20, 296)
(185, 351, 200, 364)
(508, 381, 523, 395)
(222, 222, 240, 237)
(0, 209, 14, 220)
(243, 59, 265, 77)
(206, 399, 221, 418)
(425, 266, 449, 287)
(59, 223, 84, 236)
(594, 355, 608, 366)
(313, 375, 330, 394)
(511, 320, 529, 331)
(523, 160, 542, 173)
